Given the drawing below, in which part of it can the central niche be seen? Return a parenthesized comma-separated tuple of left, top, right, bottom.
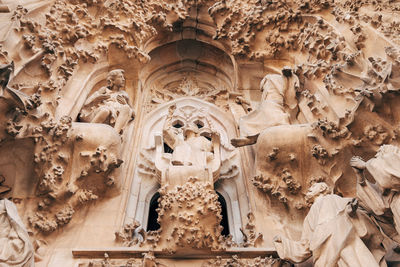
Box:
(140, 39, 236, 107)
(123, 35, 248, 248)
(125, 97, 248, 245)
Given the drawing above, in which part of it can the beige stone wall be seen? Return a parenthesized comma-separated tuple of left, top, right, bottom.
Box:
(0, 0, 400, 266)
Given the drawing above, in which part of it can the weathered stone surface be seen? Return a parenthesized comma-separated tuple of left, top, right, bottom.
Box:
(1, 0, 400, 266)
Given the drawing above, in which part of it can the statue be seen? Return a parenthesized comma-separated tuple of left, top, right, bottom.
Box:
(350, 145, 400, 245)
(231, 67, 299, 147)
(79, 69, 134, 134)
(156, 104, 221, 186)
(230, 67, 316, 206)
(273, 182, 387, 267)
(162, 104, 217, 167)
(0, 198, 34, 267)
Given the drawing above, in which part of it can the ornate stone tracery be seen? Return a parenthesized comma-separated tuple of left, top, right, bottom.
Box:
(1, 0, 400, 266)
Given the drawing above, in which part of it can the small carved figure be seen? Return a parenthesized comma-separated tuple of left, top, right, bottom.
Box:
(79, 69, 134, 134)
(231, 67, 299, 147)
(0, 198, 34, 267)
(273, 182, 386, 267)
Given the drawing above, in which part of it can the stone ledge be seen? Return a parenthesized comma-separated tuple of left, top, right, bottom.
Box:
(72, 247, 278, 259)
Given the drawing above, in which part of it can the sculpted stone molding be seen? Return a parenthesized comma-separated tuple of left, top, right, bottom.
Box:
(77, 251, 164, 267)
(147, 73, 231, 113)
(202, 255, 280, 267)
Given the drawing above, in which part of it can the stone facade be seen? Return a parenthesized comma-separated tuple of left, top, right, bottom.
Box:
(0, 0, 400, 266)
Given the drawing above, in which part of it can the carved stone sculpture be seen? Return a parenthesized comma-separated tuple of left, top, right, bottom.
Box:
(79, 69, 134, 134)
(156, 104, 221, 186)
(231, 67, 299, 147)
(0, 62, 126, 232)
(0, 199, 34, 267)
(351, 145, 400, 244)
(273, 182, 386, 267)
(3, 0, 400, 265)
(150, 104, 225, 252)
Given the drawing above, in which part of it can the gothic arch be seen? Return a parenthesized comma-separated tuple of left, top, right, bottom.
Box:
(125, 97, 248, 242)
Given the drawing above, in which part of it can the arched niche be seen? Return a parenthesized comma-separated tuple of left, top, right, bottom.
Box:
(55, 60, 109, 120)
(146, 192, 161, 232)
(140, 39, 238, 96)
(55, 43, 144, 121)
(142, 5, 231, 57)
(143, 190, 233, 237)
(215, 182, 244, 242)
(216, 191, 230, 236)
(125, 97, 248, 243)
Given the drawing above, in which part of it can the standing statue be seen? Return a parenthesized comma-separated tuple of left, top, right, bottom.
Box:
(231, 67, 299, 147)
(79, 69, 134, 134)
(0, 198, 34, 267)
(273, 182, 387, 267)
(351, 144, 400, 245)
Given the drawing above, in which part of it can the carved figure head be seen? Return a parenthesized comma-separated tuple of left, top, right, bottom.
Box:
(107, 69, 125, 90)
(305, 182, 331, 204)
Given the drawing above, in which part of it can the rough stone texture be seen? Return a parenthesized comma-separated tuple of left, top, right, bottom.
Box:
(0, 0, 400, 266)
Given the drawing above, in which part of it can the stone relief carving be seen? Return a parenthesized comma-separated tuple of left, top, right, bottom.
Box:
(2, 0, 400, 265)
(147, 74, 230, 113)
(79, 69, 134, 134)
(114, 219, 144, 247)
(120, 98, 256, 253)
(155, 179, 225, 252)
(231, 67, 299, 148)
(0, 198, 34, 267)
(127, 102, 242, 252)
(77, 252, 165, 267)
(0, 63, 127, 234)
(273, 182, 387, 267)
(158, 104, 221, 183)
(239, 212, 263, 248)
(351, 145, 400, 247)
(202, 255, 281, 267)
